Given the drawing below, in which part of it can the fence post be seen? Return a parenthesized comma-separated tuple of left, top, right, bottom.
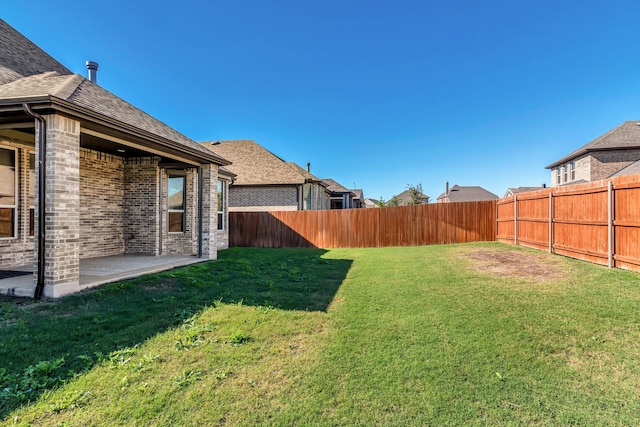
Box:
(608, 181, 613, 268)
(513, 194, 518, 245)
(548, 192, 553, 254)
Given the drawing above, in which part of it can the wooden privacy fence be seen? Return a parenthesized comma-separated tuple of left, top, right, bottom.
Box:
(497, 173, 640, 271)
(230, 201, 497, 248)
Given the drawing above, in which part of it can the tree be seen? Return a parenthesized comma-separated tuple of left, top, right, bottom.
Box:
(387, 195, 400, 207)
(376, 197, 386, 208)
(406, 183, 429, 205)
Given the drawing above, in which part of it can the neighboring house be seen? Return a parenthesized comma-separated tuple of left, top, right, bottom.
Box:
(437, 184, 499, 203)
(351, 189, 366, 208)
(322, 178, 358, 209)
(286, 162, 331, 210)
(503, 186, 546, 198)
(364, 198, 381, 208)
(546, 121, 640, 186)
(0, 19, 231, 298)
(201, 140, 330, 211)
(390, 189, 430, 206)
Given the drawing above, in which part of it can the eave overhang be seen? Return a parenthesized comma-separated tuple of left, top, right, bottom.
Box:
(546, 146, 640, 169)
(0, 95, 231, 166)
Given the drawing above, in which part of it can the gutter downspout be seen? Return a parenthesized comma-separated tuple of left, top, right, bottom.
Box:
(22, 104, 46, 300)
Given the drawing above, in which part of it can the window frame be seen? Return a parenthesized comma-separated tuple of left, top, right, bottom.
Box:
(302, 183, 313, 210)
(28, 151, 35, 237)
(167, 173, 186, 233)
(217, 179, 226, 231)
(570, 161, 576, 181)
(0, 146, 18, 239)
(563, 164, 568, 183)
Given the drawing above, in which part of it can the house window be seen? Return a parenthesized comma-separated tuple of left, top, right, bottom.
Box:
(563, 164, 568, 183)
(217, 179, 225, 231)
(570, 161, 576, 181)
(303, 184, 312, 210)
(0, 147, 17, 238)
(555, 168, 561, 185)
(168, 175, 185, 233)
(29, 153, 35, 236)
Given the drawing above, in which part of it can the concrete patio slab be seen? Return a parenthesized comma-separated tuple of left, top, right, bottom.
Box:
(0, 254, 207, 298)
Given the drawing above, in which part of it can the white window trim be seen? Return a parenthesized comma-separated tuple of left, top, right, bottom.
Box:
(0, 146, 18, 239)
(217, 179, 227, 231)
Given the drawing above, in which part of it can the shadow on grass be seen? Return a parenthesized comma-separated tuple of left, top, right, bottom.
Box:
(0, 247, 351, 419)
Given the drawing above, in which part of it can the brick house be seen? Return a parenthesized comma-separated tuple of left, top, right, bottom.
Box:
(202, 140, 330, 211)
(321, 178, 364, 209)
(0, 19, 231, 298)
(546, 121, 640, 186)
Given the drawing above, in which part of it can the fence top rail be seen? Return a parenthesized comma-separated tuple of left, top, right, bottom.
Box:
(511, 193, 552, 201)
(613, 182, 640, 190)
(551, 186, 608, 197)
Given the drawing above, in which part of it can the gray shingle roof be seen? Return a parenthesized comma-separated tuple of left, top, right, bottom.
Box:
(547, 121, 640, 169)
(218, 166, 237, 178)
(0, 19, 71, 85)
(0, 18, 228, 165)
(437, 185, 498, 202)
(286, 162, 328, 186)
(503, 186, 546, 197)
(202, 140, 308, 185)
(609, 160, 640, 178)
(0, 72, 81, 98)
(322, 178, 352, 194)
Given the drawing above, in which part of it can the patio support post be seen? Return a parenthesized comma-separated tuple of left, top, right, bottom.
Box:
(199, 163, 218, 259)
(41, 114, 81, 298)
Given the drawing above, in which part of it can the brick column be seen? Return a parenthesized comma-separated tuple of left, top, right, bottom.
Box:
(123, 157, 161, 255)
(39, 114, 80, 298)
(200, 163, 218, 259)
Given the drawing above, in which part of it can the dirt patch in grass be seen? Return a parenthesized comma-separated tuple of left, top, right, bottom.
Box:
(460, 247, 567, 282)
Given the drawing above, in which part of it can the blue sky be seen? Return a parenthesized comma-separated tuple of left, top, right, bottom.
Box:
(5, 1, 640, 201)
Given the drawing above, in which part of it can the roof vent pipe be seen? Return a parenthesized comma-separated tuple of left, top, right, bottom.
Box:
(306, 162, 311, 172)
(445, 181, 449, 195)
(86, 60, 99, 83)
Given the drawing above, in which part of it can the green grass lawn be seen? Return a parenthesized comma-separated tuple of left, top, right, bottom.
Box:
(2, 243, 640, 426)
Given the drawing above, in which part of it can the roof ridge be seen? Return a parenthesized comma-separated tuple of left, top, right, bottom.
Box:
(52, 74, 84, 99)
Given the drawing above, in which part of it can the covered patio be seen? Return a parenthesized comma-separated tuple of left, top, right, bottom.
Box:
(0, 254, 206, 298)
(0, 18, 232, 298)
